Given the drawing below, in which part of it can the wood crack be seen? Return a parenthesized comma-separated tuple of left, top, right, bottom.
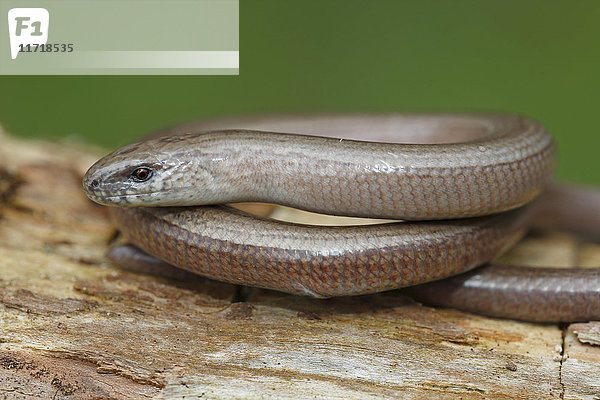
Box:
(559, 324, 567, 400)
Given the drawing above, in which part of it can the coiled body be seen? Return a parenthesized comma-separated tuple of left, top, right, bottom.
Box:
(83, 114, 600, 322)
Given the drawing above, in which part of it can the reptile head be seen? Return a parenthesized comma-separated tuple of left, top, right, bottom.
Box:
(83, 133, 219, 207)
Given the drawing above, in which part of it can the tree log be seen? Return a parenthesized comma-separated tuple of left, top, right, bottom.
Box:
(0, 127, 598, 399)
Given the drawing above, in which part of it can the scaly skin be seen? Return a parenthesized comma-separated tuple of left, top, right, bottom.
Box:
(109, 205, 529, 297)
(84, 114, 554, 219)
(408, 264, 600, 323)
(81, 113, 600, 322)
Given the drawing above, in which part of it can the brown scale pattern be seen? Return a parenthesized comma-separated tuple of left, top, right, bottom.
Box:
(111, 206, 529, 298)
(254, 135, 555, 220)
(410, 265, 600, 322)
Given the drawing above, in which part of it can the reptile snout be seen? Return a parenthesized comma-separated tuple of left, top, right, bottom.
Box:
(82, 169, 104, 202)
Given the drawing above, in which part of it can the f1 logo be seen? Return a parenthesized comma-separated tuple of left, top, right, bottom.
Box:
(7, 8, 49, 60)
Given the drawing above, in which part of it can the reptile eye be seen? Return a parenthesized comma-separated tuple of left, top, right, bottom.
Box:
(131, 167, 153, 182)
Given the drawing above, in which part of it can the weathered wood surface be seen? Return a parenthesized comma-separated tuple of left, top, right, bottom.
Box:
(0, 127, 599, 399)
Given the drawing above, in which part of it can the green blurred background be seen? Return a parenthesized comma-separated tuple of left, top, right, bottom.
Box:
(0, 0, 598, 184)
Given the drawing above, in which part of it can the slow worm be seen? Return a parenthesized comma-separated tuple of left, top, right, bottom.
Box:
(83, 114, 600, 322)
